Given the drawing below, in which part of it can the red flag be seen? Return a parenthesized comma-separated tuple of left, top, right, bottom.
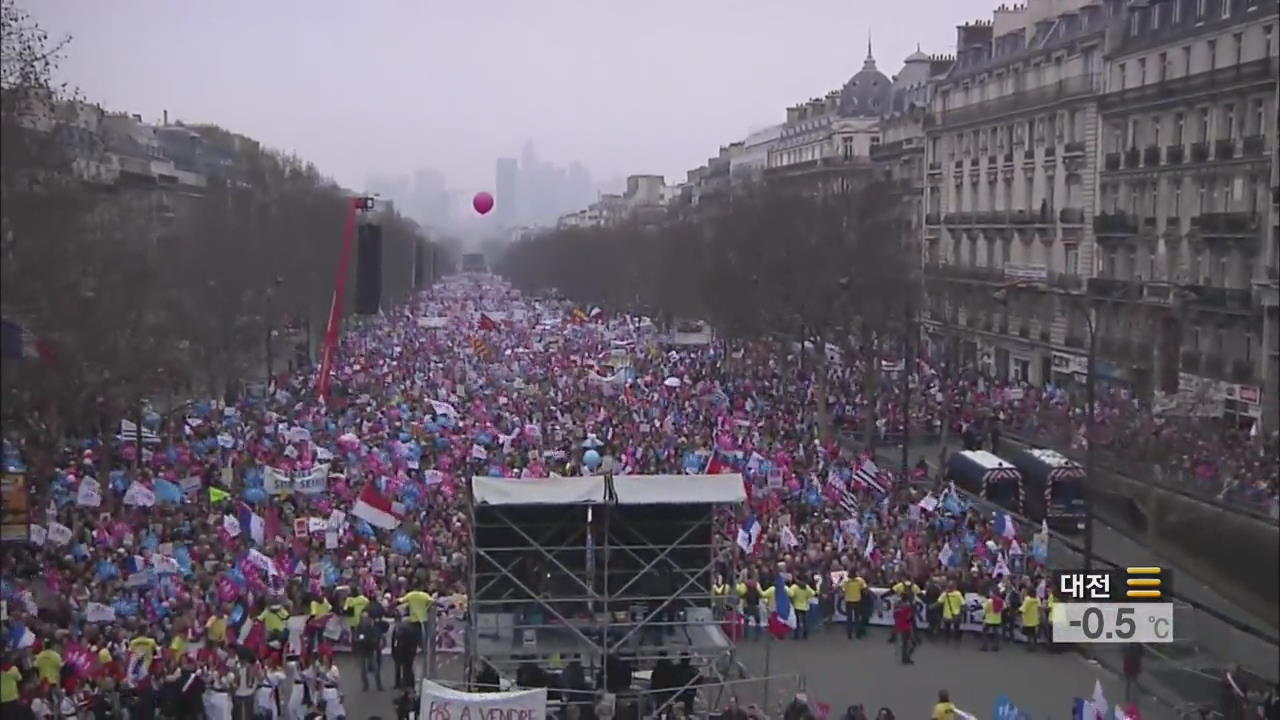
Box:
(477, 313, 499, 332)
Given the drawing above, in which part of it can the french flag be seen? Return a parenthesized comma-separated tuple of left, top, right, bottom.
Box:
(0, 318, 55, 363)
(736, 515, 761, 554)
(767, 575, 796, 639)
(351, 482, 402, 530)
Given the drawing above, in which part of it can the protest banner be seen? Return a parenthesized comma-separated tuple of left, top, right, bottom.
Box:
(419, 679, 546, 720)
(264, 464, 330, 495)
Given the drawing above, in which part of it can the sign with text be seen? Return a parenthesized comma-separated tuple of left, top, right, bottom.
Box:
(420, 680, 546, 720)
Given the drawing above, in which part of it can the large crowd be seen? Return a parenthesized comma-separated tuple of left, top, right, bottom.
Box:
(826, 351, 1279, 515)
(0, 275, 1274, 720)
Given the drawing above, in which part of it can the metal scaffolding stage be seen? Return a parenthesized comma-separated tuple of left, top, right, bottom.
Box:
(465, 472, 764, 716)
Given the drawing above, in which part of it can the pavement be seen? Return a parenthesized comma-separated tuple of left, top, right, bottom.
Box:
(333, 627, 1175, 720)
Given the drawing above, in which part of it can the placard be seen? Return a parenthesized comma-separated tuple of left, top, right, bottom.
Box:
(419, 680, 546, 720)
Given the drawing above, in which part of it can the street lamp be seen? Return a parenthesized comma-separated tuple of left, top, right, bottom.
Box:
(994, 280, 1098, 570)
(265, 275, 284, 387)
(992, 278, 1203, 572)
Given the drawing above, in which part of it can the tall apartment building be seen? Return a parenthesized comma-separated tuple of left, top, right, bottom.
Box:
(1094, 0, 1277, 427)
(494, 157, 519, 227)
(922, 1, 1108, 387)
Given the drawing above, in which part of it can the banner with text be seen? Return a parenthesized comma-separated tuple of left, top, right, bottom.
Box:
(420, 680, 546, 720)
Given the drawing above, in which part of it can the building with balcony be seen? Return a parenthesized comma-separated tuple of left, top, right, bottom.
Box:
(874, 50, 956, 263)
(1095, 0, 1276, 427)
(922, 0, 1108, 387)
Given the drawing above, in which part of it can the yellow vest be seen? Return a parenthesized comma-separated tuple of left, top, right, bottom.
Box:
(940, 590, 965, 619)
(983, 599, 1002, 625)
(843, 577, 866, 603)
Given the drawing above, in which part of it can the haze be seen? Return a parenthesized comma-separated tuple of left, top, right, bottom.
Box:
(29, 0, 991, 229)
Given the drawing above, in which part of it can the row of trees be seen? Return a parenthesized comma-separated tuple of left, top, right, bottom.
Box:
(496, 172, 920, 440)
(0, 0, 452, 454)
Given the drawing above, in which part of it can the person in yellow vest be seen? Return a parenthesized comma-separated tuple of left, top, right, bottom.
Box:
(842, 571, 868, 639)
(932, 689, 957, 720)
(0, 659, 21, 711)
(711, 574, 730, 621)
(938, 581, 967, 643)
(128, 634, 159, 667)
(735, 575, 764, 641)
(258, 601, 290, 649)
(1044, 589, 1061, 649)
(308, 593, 334, 657)
(787, 578, 816, 640)
(887, 575, 922, 645)
(344, 589, 371, 628)
(399, 588, 435, 656)
(206, 607, 229, 647)
(33, 641, 64, 690)
(1020, 590, 1042, 649)
(980, 589, 1003, 652)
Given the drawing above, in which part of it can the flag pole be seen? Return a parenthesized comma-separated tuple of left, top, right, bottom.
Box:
(317, 197, 374, 399)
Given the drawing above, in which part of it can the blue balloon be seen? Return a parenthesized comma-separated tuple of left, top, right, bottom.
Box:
(583, 450, 601, 470)
(392, 531, 412, 555)
(243, 487, 267, 505)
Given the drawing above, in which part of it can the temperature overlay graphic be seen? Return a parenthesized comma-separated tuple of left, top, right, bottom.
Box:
(1051, 602, 1175, 643)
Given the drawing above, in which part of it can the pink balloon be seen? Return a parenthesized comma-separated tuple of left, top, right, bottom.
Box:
(473, 191, 494, 215)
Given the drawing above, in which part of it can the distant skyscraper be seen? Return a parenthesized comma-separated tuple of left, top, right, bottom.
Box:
(495, 158, 519, 227)
(411, 168, 449, 227)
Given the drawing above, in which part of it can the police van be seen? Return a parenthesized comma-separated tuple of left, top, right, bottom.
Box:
(1008, 447, 1086, 532)
(945, 450, 1025, 513)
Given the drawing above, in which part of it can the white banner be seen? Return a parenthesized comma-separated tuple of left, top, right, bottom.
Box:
(86, 601, 116, 623)
(46, 521, 73, 546)
(827, 587, 1028, 642)
(420, 680, 546, 720)
(123, 482, 157, 507)
(76, 477, 102, 508)
(263, 464, 330, 495)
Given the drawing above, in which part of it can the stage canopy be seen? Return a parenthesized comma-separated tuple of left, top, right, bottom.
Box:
(471, 473, 746, 506)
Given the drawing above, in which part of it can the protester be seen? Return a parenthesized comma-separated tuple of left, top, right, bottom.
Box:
(1, 273, 1266, 715)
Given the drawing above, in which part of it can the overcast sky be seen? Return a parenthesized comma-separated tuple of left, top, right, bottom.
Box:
(29, 0, 992, 192)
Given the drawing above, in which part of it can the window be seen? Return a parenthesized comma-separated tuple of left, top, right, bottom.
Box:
(1222, 0, 1231, 18)
(1153, 115, 1162, 146)
(1199, 107, 1211, 142)
(1233, 33, 1244, 65)
(1174, 181, 1183, 216)
(1159, 52, 1169, 81)
(1198, 179, 1207, 211)
(1174, 112, 1185, 144)
(1130, 11, 1141, 36)
(1224, 103, 1236, 139)
(1129, 118, 1140, 148)
(1150, 183, 1159, 216)
(1245, 333, 1253, 365)
(1152, 4, 1162, 29)
(1248, 175, 1259, 211)
(1254, 99, 1266, 135)
(1266, 26, 1274, 60)
(842, 136, 854, 160)
(1173, 0, 1182, 22)
(1138, 58, 1147, 84)
(1196, 0, 1207, 19)
(1024, 176, 1034, 210)
(1065, 245, 1079, 276)
(1182, 46, 1192, 76)
(1117, 62, 1126, 90)
(1208, 39, 1217, 72)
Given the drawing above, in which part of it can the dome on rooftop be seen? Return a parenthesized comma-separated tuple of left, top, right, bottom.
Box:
(837, 41, 893, 118)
